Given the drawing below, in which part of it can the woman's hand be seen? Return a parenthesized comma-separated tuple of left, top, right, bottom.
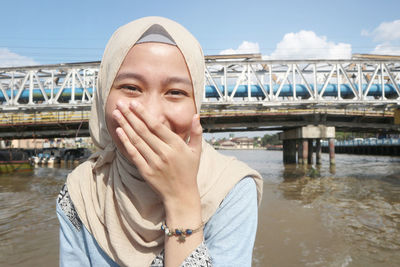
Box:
(113, 100, 204, 266)
(112, 100, 203, 216)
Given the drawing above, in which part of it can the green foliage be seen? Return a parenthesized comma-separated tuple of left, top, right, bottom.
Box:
(335, 131, 377, 141)
(261, 133, 281, 146)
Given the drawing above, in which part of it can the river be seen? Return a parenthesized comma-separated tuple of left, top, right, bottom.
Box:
(1, 151, 400, 266)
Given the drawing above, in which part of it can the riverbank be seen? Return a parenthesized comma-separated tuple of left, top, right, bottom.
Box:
(213, 146, 266, 150)
(213, 145, 283, 151)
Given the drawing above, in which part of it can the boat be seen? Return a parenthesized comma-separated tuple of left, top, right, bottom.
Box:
(31, 151, 56, 167)
(0, 149, 34, 174)
(59, 148, 92, 164)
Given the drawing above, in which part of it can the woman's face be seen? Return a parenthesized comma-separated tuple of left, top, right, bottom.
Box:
(105, 43, 196, 156)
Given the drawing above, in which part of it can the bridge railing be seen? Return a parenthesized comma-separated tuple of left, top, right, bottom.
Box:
(0, 110, 90, 125)
(1, 58, 400, 111)
(321, 138, 400, 146)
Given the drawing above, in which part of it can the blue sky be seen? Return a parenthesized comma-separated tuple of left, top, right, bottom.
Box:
(1, 0, 399, 138)
(1, 0, 400, 67)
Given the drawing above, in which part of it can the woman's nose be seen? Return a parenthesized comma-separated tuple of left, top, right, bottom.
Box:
(143, 95, 166, 123)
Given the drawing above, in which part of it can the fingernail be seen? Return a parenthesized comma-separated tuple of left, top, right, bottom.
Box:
(112, 110, 121, 119)
(116, 101, 126, 109)
(116, 127, 123, 137)
(130, 101, 138, 109)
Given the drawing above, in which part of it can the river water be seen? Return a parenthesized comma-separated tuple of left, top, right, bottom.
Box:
(0, 151, 399, 266)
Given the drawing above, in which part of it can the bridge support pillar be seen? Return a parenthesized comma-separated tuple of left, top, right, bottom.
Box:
(329, 138, 335, 165)
(308, 139, 313, 165)
(280, 125, 335, 165)
(297, 141, 303, 164)
(302, 140, 308, 165)
(316, 139, 322, 165)
(283, 139, 297, 164)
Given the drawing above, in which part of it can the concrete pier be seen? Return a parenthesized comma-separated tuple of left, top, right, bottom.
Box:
(316, 139, 322, 165)
(283, 139, 297, 164)
(297, 141, 303, 164)
(329, 138, 336, 165)
(302, 139, 308, 165)
(280, 125, 335, 165)
(308, 139, 313, 165)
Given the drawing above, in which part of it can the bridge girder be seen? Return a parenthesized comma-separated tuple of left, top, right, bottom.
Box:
(0, 58, 400, 111)
(0, 107, 399, 140)
(1, 57, 400, 138)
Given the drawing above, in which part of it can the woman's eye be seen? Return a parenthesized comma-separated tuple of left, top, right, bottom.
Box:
(122, 85, 140, 91)
(119, 85, 142, 95)
(167, 90, 187, 96)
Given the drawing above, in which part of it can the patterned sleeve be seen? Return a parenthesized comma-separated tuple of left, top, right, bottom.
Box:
(57, 184, 120, 267)
(57, 184, 92, 267)
(57, 184, 83, 231)
(150, 242, 212, 267)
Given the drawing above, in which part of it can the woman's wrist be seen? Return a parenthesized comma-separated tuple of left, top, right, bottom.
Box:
(163, 192, 202, 228)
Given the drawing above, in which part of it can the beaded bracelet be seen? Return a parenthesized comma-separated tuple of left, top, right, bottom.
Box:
(161, 221, 204, 242)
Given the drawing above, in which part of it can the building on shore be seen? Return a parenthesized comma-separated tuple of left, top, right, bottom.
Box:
(231, 137, 254, 149)
(4, 138, 94, 149)
(218, 140, 238, 149)
(217, 137, 260, 149)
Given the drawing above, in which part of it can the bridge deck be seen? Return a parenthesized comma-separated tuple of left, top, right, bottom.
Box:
(1, 57, 399, 138)
(0, 106, 397, 139)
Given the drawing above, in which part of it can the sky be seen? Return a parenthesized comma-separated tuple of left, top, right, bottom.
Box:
(1, 0, 399, 138)
(1, 0, 400, 67)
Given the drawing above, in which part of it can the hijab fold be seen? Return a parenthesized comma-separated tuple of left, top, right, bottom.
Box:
(66, 16, 263, 267)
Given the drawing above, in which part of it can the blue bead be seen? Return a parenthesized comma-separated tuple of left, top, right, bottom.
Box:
(186, 229, 193, 235)
(161, 225, 165, 230)
(175, 229, 182, 235)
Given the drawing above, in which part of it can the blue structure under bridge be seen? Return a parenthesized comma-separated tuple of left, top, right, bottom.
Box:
(205, 84, 400, 99)
(1, 57, 400, 109)
(1, 83, 400, 103)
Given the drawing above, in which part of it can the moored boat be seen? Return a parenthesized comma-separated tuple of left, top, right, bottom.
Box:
(0, 149, 34, 174)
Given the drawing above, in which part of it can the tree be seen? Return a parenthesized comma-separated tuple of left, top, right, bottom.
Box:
(261, 133, 281, 146)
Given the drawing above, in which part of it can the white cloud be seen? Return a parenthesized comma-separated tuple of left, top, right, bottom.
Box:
(363, 20, 400, 56)
(219, 32, 351, 60)
(267, 30, 352, 60)
(365, 20, 400, 42)
(220, 41, 260, 55)
(372, 42, 400, 55)
(0, 48, 38, 67)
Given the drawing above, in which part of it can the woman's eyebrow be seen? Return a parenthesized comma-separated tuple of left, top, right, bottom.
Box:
(163, 76, 192, 86)
(114, 72, 192, 87)
(114, 72, 147, 83)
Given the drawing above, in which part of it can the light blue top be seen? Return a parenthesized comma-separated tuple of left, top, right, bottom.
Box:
(57, 177, 258, 267)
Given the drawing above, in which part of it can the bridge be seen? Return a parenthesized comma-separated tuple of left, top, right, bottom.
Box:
(1, 54, 400, 164)
(1, 54, 400, 137)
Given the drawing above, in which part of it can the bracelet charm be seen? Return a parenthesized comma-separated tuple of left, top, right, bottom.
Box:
(161, 221, 203, 242)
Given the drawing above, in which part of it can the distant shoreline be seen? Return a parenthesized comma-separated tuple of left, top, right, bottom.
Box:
(213, 147, 282, 151)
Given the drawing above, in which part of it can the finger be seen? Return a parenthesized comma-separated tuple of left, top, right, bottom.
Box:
(115, 127, 150, 174)
(113, 109, 159, 166)
(187, 114, 203, 156)
(129, 101, 179, 145)
(116, 101, 169, 156)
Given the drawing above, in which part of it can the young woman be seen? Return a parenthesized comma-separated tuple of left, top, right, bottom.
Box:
(56, 17, 263, 267)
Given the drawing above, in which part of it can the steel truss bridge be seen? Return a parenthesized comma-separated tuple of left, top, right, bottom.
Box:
(0, 54, 400, 139)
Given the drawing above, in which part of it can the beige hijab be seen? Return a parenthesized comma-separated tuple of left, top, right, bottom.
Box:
(66, 16, 263, 267)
